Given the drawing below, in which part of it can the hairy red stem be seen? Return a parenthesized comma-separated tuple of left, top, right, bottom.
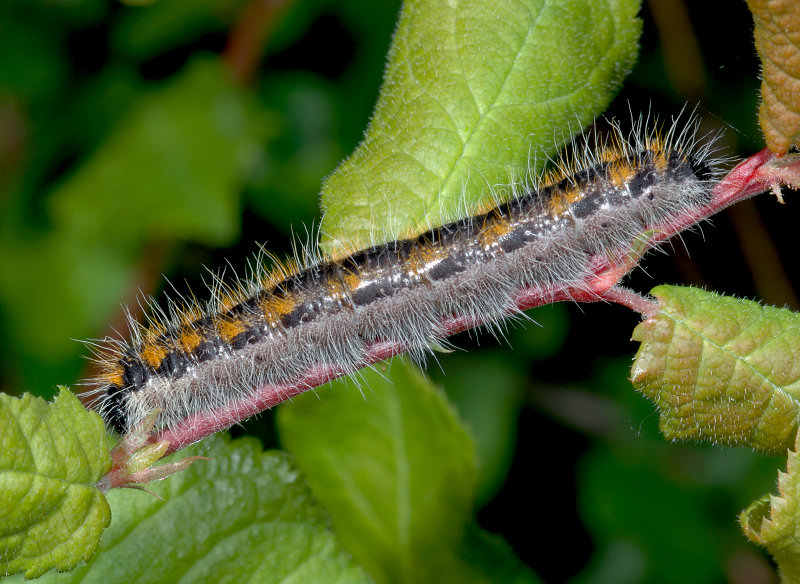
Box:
(153, 149, 800, 453)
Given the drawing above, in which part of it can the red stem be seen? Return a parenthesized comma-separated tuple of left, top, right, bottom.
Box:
(153, 149, 800, 453)
(223, 0, 290, 85)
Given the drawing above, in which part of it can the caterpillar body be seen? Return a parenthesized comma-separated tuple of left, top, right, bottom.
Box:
(85, 117, 725, 437)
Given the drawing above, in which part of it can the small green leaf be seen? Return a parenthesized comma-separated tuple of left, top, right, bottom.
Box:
(3, 437, 374, 584)
(278, 360, 485, 583)
(741, 430, 800, 583)
(0, 388, 112, 579)
(320, 0, 641, 251)
(631, 285, 800, 454)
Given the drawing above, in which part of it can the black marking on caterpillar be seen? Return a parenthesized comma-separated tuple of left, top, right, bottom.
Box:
(82, 114, 727, 435)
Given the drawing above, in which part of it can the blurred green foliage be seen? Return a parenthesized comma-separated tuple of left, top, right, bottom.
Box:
(0, 0, 790, 582)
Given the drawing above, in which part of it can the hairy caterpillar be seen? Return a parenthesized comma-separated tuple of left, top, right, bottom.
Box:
(84, 115, 728, 439)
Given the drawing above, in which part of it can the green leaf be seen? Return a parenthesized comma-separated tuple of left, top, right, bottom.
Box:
(277, 361, 476, 582)
(631, 285, 800, 454)
(0, 388, 112, 579)
(278, 359, 537, 584)
(320, 0, 641, 251)
(3, 437, 374, 584)
(741, 430, 800, 583)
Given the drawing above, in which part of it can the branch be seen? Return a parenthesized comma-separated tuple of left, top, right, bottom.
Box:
(152, 150, 800, 453)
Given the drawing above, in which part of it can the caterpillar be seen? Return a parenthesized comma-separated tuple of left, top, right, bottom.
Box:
(84, 115, 727, 439)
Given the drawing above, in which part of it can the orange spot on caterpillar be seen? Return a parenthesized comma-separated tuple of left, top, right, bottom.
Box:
(478, 218, 514, 248)
(544, 190, 572, 219)
(176, 328, 203, 354)
(140, 341, 168, 369)
(407, 244, 436, 274)
(84, 112, 746, 438)
(263, 293, 298, 318)
(102, 368, 125, 388)
(340, 270, 363, 294)
(214, 316, 248, 344)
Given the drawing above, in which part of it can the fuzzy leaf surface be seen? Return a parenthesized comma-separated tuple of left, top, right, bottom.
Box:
(745, 0, 800, 154)
(0, 389, 112, 579)
(2, 437, 373, 584)
(320, 0, 641, 252)
(631, 285, 800, 454)
(741, 429, 800, 583)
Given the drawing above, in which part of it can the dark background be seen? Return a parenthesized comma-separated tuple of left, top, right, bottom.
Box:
(0, 0, 792, 582)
